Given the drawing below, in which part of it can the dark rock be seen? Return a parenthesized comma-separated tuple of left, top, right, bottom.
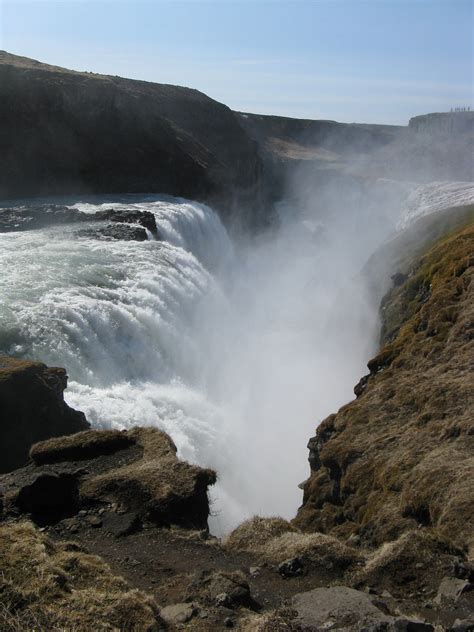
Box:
(0, 205, 81, 232)
(0, 52, 268, 228)
(78, 224, 148, 241)
(186, 570, 260, 611)
(102, 511, 141, 537)
(94, 209, 158, 236)
(391, 272, 408, 287)
(354, 374, 370, 397)
(278, 557, 304, 578)
(2, 427, 216, 532)
(15, 472, 79, 524)
(224, 617, 234, 628)
(0, 357, 89, 473)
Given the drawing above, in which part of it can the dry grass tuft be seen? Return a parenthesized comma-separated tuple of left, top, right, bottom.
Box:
(0, 521, 160, 631)
(225, 516, 296, 552)
(80, 427, 216, 528)
(260, 531, 364, 571)
(352, 529, 464, 596)
(30, 429, 136, 465)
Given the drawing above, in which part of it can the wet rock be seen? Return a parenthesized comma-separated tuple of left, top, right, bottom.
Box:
(278, 557, 304, 578)
(102, 511, 141, 537)
(78, 224, 148, 241)
(94, 209, 158, 236)
(159, 603, 197, 625)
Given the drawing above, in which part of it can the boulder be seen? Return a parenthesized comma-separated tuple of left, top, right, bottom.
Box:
(186, 570, 260, 611)
(0, 356, 89, 473)
(434, 577, 473, 605)
(159, 603, 197, 625)
(290, 586, 434, 631)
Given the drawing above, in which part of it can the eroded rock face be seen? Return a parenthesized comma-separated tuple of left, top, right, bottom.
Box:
(1, 427, 217, 530)
(0, 357, 89, 473)
(0, 51, 267, 228)
(295, 220, 474, 553)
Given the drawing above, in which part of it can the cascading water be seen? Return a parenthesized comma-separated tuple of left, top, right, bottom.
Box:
(1, 185, 470, 533)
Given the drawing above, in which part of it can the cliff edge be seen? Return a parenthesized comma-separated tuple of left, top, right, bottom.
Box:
(0, 51, 266, 227)
(295, 215, 474, 556)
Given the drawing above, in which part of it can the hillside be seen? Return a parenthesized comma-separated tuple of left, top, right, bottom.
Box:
(0, 51, 266, 227)
(295, 208, 474, 557)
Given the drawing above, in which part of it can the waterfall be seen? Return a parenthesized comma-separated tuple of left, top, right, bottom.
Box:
(2, 184, 469, 533)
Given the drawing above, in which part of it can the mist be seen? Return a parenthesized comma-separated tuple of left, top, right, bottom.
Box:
(0, 142, 472, 534)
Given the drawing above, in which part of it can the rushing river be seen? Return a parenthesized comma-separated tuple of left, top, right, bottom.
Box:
(1, 183, 472, 532)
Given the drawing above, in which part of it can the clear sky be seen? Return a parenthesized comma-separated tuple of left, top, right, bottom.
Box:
(0, 0, 472, 125)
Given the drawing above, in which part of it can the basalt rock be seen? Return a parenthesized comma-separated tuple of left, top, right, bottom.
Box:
(0, 356, 89, 474)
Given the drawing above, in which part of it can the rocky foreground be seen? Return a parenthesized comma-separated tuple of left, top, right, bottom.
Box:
(0, 211, 473, 631)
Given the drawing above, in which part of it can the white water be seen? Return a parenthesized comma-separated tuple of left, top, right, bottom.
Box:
(0, 186, 470, 532)
(398, 180, 474, 229)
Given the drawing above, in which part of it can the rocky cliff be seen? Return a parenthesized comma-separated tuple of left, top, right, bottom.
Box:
(0, 356, 89, 473)
(295, 210, 474, 557)
(0, 51, 266, 228)
(238, 110, 474, 188)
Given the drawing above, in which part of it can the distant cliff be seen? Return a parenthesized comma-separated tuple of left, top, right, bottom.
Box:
(238, 110, 474, 186)
(0, 51, 266, 227)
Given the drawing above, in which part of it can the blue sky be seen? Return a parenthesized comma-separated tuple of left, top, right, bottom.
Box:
(0, 0, 472, 124)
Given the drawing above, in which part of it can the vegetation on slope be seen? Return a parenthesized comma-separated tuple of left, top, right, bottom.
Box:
(295, 219, 474, 554)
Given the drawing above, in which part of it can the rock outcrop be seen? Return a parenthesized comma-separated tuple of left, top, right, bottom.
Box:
(1, 427, 217, 530)
(0, 356, 89, 473)
(0, 51, 267, 228)
(295, 218, 474, 554)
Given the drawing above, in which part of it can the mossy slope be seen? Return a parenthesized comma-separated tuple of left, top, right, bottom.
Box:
(295, 221, 474, 553)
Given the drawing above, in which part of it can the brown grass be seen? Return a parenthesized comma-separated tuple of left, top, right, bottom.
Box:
(225, 517, 296, 552)
(80, 427, 216, 528)
(295, 221, 474, 554)
(0, 521, 160, 631)
(30, 429, 136, 464)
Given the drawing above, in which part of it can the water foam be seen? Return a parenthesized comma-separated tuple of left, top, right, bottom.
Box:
(0, 189, 440, 533)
